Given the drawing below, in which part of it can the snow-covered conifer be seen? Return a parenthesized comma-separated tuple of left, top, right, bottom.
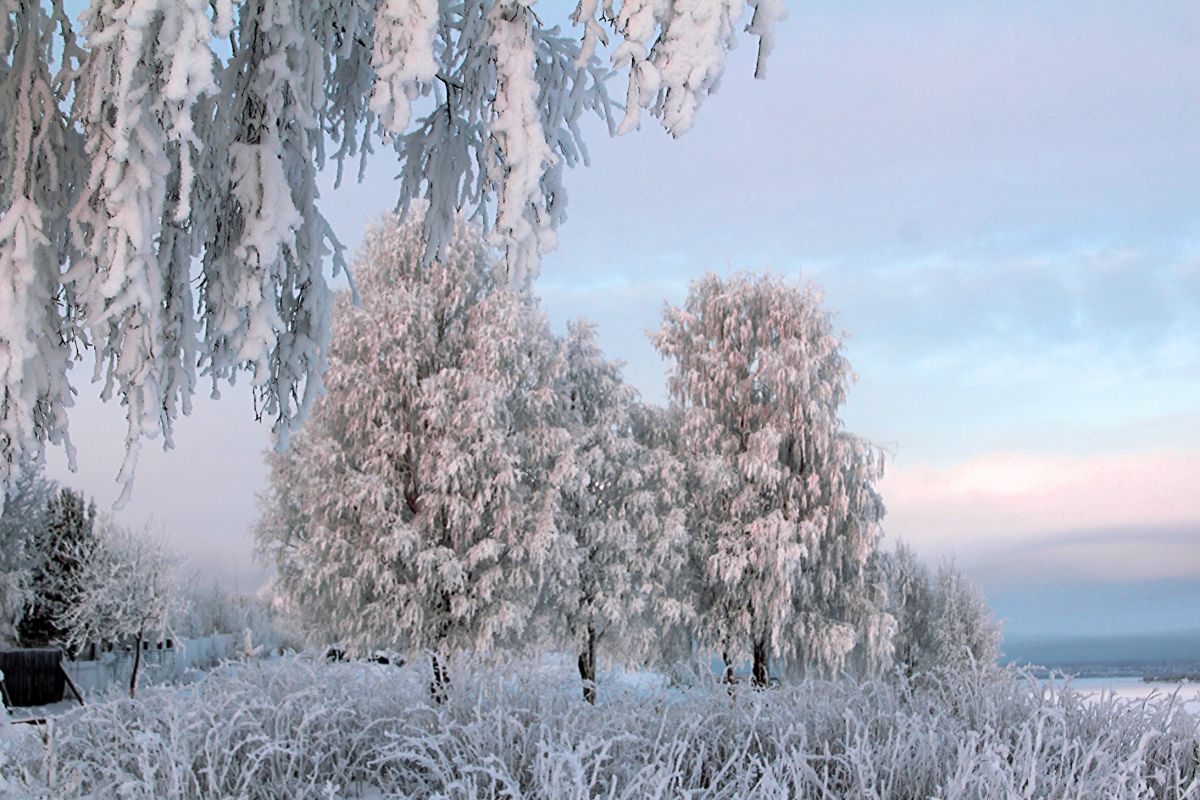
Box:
(17, 484, 97, 650)
(0, 1, 783, 499)
(552, 321, 691, 702)
(0, 463, 53, 645)
(257, 211, 570, 693)
(653, 272, 888, 685)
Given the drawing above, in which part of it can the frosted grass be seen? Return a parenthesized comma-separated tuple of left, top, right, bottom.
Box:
(2, 656, 1197, 798)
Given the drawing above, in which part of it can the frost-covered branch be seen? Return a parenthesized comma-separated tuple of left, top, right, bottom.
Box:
(0, 0, 784, 502)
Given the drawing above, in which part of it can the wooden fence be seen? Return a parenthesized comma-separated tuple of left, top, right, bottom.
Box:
(0, 648, 64, 707)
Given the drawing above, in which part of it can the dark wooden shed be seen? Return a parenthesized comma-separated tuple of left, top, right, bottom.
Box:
(0, 648, 65, 707)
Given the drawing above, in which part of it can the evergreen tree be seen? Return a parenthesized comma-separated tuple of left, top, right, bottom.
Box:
(0, 462, 53, 645)
(17, 485, 97, 651)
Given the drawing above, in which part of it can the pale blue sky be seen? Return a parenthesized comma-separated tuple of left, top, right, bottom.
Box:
(45, 1, 1200, 652)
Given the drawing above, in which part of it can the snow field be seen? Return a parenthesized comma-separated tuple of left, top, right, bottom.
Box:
(2, 655, 1197, 799)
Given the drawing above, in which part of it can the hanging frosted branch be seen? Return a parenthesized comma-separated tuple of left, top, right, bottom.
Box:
(575, 0, 783, 135)
(0, 0, 783, 499)
(393, 1, 611, 286)
(487, 1, 559, 288)
(369, 0, 437, 137)
(67, 0, 218, 506)
(0, 1, 83, 486)
(201, 0, 341, 453)
(747, 0, 788, 79)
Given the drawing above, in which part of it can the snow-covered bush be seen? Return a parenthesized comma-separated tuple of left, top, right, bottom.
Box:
(5, 656, 1198, 799)
(53, 520, 185, 696)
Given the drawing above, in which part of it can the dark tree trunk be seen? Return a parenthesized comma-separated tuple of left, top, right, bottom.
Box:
(577, 626, 597, 704)
(430, 652, 450, 704)
(722, 650, 736, 685)
(129, 631, 144, 698)
(751, 638, 770, 688)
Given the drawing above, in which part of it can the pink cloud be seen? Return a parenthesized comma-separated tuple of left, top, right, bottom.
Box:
(880, 449, 1200, 583)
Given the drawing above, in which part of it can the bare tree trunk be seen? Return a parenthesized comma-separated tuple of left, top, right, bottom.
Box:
(577, 626, 597, 704)
(722, 650, 736, 685)
(430, 652, 450, 704)
(751, 638, 770, 688)
(129, 631, 144, 698)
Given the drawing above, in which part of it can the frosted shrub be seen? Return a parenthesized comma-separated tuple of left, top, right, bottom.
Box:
(5, 656, 1198, 799)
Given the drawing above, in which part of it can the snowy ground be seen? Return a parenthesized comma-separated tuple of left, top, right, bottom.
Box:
(1062, 676, 1200, 712)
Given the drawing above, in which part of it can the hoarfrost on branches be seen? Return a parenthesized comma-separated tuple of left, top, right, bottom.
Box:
(258, 211, 570, 678)
(53, 519, 183, 696)
(883, 542, 1001, 676)
(552, 321, 691, 701)
(0, 1, 783, 500)
(0, 1, 82, 488)
(653, 272, 891, 684)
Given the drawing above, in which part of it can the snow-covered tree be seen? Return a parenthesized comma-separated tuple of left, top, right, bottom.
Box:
(552, 321, 690, 702)
(54, 522, 180, 695)
(653, 272, 889, 686)
(54, 520, 182, 697)
(882, 544, 1001, 675)
(0, 0, 786, 500)
(0, 462, 53, 645)
(928, 561, 1000, 672)
(17, 484, 96, 650)
(792, 432, 894, 679)
(882, 541, 934, 676)
(258, 211, 570, 696)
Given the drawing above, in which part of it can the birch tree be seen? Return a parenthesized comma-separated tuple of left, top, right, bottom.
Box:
(258, 212, 570, 697)
(54, 521, 182, 697)
(1, 0, 786, 500)
(653, 272, 890, 686)
(883, 544, 1001, 675)
(553, 321, 690, 702)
